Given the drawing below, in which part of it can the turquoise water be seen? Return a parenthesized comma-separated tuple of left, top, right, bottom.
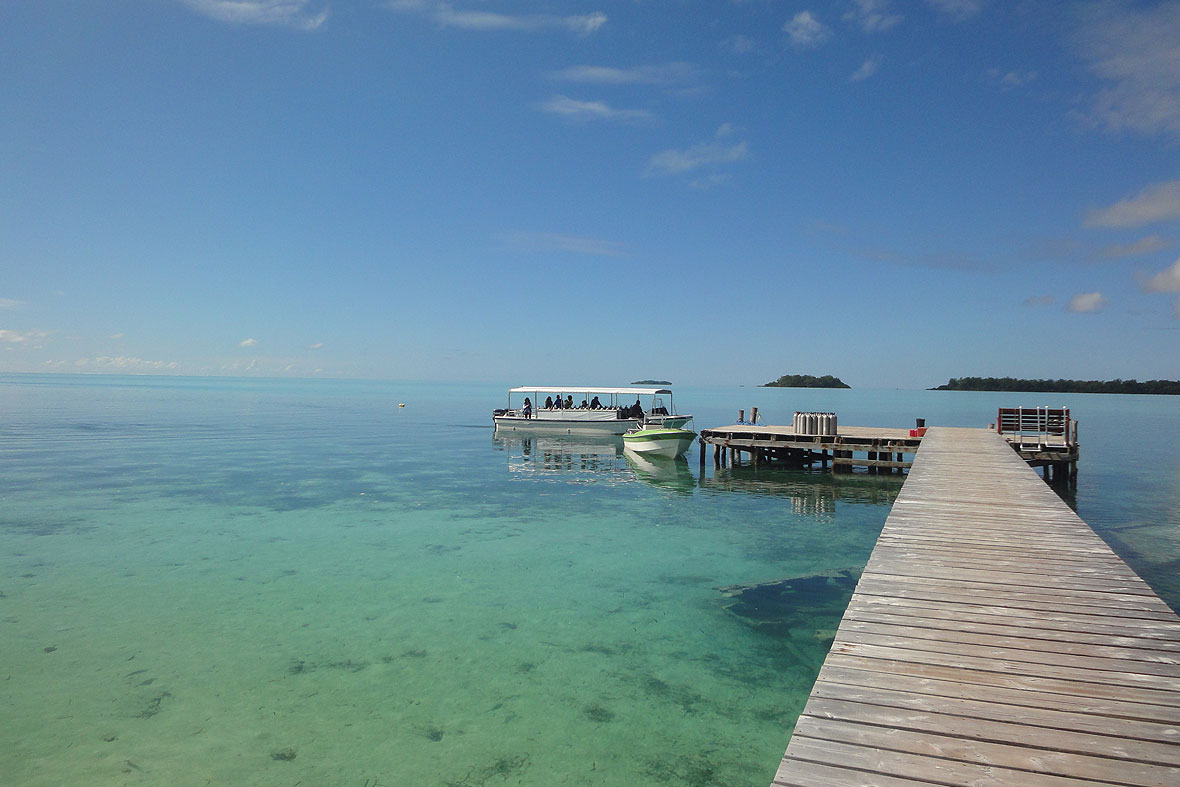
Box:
(1, 375, 1177, 786)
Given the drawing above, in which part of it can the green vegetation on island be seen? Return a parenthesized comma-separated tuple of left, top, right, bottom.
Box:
(762, 374, 851, 389)
(931, 377, 1180, 395)
(632, 379, 672, 385)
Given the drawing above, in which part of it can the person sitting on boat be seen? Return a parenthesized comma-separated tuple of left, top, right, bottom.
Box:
(565, 395, 574, 409)
(630, 398, 643, 418)
(544, 396, 553, 409)
(553, 396, 563, 409)
(590, 396, 601, 409)
(579, 399, 588, 409)
(522, 397, 532, 419)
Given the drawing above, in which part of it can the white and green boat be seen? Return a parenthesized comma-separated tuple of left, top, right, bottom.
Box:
(622, 418, 697, 459)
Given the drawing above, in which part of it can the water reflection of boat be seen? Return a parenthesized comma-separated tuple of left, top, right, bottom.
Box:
(492, 432, 631, 479)
(623, 451, 697, 494)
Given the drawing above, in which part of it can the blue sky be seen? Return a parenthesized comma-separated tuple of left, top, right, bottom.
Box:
(2, 0, 1179, 387)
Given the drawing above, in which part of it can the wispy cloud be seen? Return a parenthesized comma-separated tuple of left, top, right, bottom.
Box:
(1067, 291, 1107, 313)
(721, 34, 756, 55)
(239, 337, 258, 347)
(924, 0, 984, 20)
(0, 298, 24, 309)
(844, 1, 902, 34)
(850, 56, 882, 82)
(550, 62, 699, 87)
(645, 125, 748, 178)
(309, 342, 324, 350)
(1098, 234, 1170, 260)
(74, 355, 180, 371)
(784, 11, 831, 50)
(182, 0, 328, 31)
(1085, 178, 1180, 229)
(538, 95, 654, 123)
(0, 329, 47, 344)
(500, 231, 626, 257)
(986, 68, 1038, 90)
(390, 2, 606, 36)
(1142, 258, 1180, 318)
(1074, 2, 1180, 138)
(856, 247, 986, 271)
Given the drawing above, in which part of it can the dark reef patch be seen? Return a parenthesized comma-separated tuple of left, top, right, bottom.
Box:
(718, 568, 861, 640)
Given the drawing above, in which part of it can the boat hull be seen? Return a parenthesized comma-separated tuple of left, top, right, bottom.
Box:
(622, 429, 697, 459)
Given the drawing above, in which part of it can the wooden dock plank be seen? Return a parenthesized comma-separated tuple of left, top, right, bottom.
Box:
(773, 427, 1180, 786)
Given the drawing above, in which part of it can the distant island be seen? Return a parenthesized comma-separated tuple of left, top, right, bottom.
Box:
(632, 379, 671, 385)
(762, 374, 851, 389)
(931, 377, 1180, 395)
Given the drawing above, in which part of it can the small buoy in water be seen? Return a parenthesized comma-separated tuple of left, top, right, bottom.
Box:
(398, 403, 405, 408)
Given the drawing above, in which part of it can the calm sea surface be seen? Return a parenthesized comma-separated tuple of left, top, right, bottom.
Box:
(2, 375, 1178, 786)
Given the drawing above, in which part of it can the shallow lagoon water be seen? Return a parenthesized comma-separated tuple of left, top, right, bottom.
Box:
(1, 375, 1177, 786)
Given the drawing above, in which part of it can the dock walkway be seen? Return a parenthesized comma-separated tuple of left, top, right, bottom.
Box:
(773, 427, 1180, 786)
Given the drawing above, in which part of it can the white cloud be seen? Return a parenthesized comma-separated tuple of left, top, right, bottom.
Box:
(1067, 291, 1107, 313)
(309, 342, 324, 350)
(239, 337, 258, 347)
(1144, 258, 1180, 293)
(538, 95, 654, 123)
(182, 0, 328, 31)
(108, 332, 125, 340)
(550, 63, 699, 87)
(500, 232, 625, 257)
(784, 11, 831, 49)
(844, 0, 901, 34)
(1098, 235, 1170, 260)
(0, 298, 24, 309)
(1075, 3, 1180, 138)
(924, 0, 983, 20)
(1085, 178, 1180, 229)
(645, 126, 749, 178)
(1141, 258, 1180, 318)
(850, 56, 882, 82)
(390, 2, 605, 36)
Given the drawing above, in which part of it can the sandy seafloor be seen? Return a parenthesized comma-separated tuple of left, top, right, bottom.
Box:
(1, 376, 1177, 786)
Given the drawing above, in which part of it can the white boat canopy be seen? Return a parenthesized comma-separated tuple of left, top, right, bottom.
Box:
(509, 386, 672, 396)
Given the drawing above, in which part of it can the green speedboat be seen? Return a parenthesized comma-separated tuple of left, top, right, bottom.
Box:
(622, 419, 696, 459)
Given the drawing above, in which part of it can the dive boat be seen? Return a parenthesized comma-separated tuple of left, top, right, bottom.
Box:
(622, 419, 697, 459)
(493, 386, 691, 435)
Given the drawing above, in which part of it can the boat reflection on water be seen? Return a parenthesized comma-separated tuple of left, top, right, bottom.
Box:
(492, 432, 632, 484)
(492, 431, 699, 492)
(623, 451, 696, 495)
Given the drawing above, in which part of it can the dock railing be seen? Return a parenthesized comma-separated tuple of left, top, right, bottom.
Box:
(996, 406, 1072, 449)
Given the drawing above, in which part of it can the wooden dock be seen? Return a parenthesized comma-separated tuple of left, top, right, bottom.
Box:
(700, 424, 923, 473)
(772, 427, 1180, 786)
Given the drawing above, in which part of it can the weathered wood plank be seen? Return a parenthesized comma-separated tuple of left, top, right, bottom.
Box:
(793, 716, 1180, 785)
(815, 663, 1180, 725)
(780, 735, 1115, 786)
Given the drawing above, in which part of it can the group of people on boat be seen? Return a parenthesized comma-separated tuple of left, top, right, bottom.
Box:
(518, 395, 643, 419)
